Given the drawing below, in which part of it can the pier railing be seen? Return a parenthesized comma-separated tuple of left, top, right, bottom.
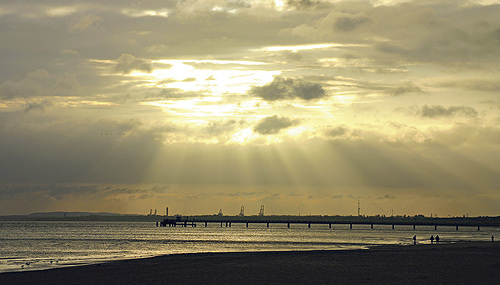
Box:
(158, 215, 500, 231)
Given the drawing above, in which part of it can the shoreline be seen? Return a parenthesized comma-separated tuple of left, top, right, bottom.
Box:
(1, 241, 499, 284)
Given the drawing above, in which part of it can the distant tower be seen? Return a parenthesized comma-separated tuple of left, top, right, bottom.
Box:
(239, 206, 245, 216)
(166, 207, 169, 217)
(259, 205, 265, 216)
(357, 197, 360, 216)
(154, 209, 157, 216)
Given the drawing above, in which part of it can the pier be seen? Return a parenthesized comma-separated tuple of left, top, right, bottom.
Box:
(158, 215, 500, 230)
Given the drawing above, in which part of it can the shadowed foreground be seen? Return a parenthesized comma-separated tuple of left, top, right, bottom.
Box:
(1, 242, 499, 284)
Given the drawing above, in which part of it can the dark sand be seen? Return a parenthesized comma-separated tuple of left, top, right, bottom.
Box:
(1, 242, 499, 284)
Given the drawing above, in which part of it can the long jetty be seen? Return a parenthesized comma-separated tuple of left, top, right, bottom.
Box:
(158, 215, 500, 231)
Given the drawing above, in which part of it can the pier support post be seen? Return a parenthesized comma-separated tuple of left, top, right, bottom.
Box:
(371, 224, 373, 230)
(456, 225, 459, 231)
(350, 224, 352, 229)
(392, 224, 394, 230)
(156, 222, 158, 227)
(413, 224, 416, 230)
(221, 222, 223, 227)
(246, 223, 248, 228)
(229, 222, 231, 227)
(205, 222, 207, 227)
(287, 223, 290, 228)
(267, 223, 269, 228)
(478, 226, 480, 231)
(434, 225, 437, 230)
(329, 223, 331, 229)
(308, 223, 311, 228)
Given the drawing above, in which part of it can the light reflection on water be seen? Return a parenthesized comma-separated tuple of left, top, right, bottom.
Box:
(0, 221, 498, 273)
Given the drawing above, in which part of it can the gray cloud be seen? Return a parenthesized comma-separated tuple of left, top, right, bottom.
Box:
(253, 115, 299, 135)
(0, 69, 81, 99)
(113, 54, 152, 74)
(24, 101, 50, 113)
(206, 119, 244, 135)
(251, 77, 327, 101)
(419, 105, 478, 118)
(438, 79, 500, 93)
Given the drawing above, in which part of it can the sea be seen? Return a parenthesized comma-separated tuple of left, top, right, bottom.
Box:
(0, 220, 498, 273)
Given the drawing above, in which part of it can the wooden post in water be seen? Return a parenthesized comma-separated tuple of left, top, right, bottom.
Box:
(456, 225, 459, 231)
(350, 224, 352, 229)
(392, 224, 394, 230)
(205, 222, 207, 227)
(371, 224, 373, 229)
(287, 223, 290, 228)
(329, 223, 331, 229)
(246, 222, 248, 228)
(413, 224, 416, 230)
(267, 222, 269, 228)
(308, 223, 311, 228)
(478, 226, 480, 231)
(435, 225, 437, 230)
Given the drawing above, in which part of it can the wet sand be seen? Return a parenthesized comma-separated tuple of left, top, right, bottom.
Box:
(1, 242, 499, 284)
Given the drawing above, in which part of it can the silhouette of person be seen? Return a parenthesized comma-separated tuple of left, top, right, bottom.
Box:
(413, 235, 417, 245)
(430, 235, 434, 244)
(435, 235, 440, 244)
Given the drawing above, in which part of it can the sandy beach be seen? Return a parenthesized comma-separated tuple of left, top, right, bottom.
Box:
(1, 242, 498, 285)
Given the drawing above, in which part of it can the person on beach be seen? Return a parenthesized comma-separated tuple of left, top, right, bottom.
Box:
(413, 235, 417, 245)
(436, 235, 440, 244)
(430, 235, 434, 244)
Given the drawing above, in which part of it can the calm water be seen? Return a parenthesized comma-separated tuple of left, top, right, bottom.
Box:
(0, 221, 498, 273)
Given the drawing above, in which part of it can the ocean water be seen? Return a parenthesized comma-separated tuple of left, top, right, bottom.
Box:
(0, 221, 498, 273)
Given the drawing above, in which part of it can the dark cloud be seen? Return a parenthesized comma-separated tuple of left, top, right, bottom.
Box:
(251, 77, 327, 101)
(378, 194, 396, 200)
(113, 54, 152, 74)
(325, 126, 347, 137)
(419, 105, 478, 118)
(253, 115, 299, 135)
(287, 0, 326, 10)
(335, 16, 370, 32)
(389, 82, 424, 96)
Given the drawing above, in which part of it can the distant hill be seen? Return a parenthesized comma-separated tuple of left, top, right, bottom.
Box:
(27, 211, 125, 218)
(0, 211, 159, 221)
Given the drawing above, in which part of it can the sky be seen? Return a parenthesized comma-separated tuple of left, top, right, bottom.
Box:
(1, 0, 500, 217)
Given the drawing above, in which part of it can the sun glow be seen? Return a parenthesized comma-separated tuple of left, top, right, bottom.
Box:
(129, 60, 279, 95)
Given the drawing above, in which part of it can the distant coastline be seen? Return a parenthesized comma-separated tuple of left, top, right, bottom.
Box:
(1, 212, 499, 227)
